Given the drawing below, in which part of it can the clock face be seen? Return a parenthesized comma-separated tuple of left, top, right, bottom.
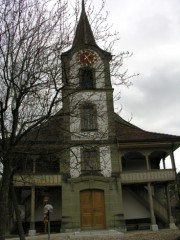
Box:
(76, 49, 97, 66)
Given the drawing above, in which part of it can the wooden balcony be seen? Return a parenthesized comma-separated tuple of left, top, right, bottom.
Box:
(13, 174, 62, 187)
(121, 169, 176, 184)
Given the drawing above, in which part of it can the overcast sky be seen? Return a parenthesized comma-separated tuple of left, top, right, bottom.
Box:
(71, 0, 180, 169)
(105, 0, 180, 135)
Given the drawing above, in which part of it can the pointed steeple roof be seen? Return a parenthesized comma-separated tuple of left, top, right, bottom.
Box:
(72, 0, 97, 47)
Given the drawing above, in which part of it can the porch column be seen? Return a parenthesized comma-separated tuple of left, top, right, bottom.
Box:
(145, 153, 150, 170)
(28, 185, 36, 236)
(162, 157, 166, 169)
(166, 185, 177, 229)
(147, 183, 158, 231)
(170, 151, 176, 170)
(119, 153, 123, 172)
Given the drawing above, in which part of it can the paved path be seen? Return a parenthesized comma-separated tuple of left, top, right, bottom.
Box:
(6, 229, 180, 240)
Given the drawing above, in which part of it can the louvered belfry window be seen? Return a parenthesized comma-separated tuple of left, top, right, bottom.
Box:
(80, 67, 94, 89)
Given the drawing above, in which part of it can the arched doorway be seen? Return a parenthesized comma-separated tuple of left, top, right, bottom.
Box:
(80, 189, 105, 229)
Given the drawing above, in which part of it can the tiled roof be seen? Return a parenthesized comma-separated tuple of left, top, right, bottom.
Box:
(21, 111, 180, 146)
(22, 112, 65, 143)
(114, 113, 180, 142)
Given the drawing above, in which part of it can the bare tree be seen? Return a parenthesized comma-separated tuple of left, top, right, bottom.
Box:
(0, 0, 134, 239)
(0, 0, 70, 238)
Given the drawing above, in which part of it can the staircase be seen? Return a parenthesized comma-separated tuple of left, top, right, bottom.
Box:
(127, 186, 168, 224)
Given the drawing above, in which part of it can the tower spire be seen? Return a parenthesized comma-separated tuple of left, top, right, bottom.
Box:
(82, 0, 85, 13)
(72, 0, 97, 47)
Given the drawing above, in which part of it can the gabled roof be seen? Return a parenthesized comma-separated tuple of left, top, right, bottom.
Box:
(114, 113, 180, 144)
(72, 0, 97, 48)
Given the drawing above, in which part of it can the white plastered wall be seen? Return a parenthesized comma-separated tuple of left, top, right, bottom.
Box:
(69, 50, 109, 141)
(70, 92, 109, 140)
(69, 49, 105, 88)
(123, 189, 150, 219)
(70, 146, 111, 178)
(69, 50, 111, 178)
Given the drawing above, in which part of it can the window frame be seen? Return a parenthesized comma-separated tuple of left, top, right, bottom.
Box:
(80, 103, 97, 131)
(81, 148, 101, 174)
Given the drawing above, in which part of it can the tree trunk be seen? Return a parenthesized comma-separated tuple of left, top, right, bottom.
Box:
(0, 184, 9, 240)
(0, 159, 11, 240)
(10, 183, 26, 240)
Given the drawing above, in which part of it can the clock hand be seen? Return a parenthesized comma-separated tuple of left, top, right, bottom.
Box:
(84, 53, 92, 63)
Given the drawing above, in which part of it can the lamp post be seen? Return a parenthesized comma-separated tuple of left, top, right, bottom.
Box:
(44, 204, 53, 240)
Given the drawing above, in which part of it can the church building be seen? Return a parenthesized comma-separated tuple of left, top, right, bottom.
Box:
(13, 0, 180, 235)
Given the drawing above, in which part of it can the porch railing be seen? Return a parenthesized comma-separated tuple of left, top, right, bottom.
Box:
(121, 169, 176, 184)
(13, 174, 62, 187)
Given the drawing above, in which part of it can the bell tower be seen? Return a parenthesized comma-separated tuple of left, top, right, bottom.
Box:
(61, 0, 123, 232)
(61, 0, 115, 146)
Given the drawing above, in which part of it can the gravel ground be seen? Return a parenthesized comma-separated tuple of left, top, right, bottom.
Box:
(6, 229, 180, 240)
(115, 229, 180, 240)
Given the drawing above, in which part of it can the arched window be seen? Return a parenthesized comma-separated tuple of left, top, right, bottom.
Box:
(81, 104, 97, 131)
(80, 67, 94, 89)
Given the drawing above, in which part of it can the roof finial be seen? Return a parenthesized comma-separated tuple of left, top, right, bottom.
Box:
(82, 0, 85, 12)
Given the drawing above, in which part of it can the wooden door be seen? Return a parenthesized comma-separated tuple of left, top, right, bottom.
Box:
(80, 190, 105, 229)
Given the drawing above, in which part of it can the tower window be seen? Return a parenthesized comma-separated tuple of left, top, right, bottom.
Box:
(82, 149, 100, 174)
(80, 104, 97, 131)
(80, 67, 94, 89)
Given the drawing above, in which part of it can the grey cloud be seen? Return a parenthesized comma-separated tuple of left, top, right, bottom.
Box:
(119, 66, 180, 135)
